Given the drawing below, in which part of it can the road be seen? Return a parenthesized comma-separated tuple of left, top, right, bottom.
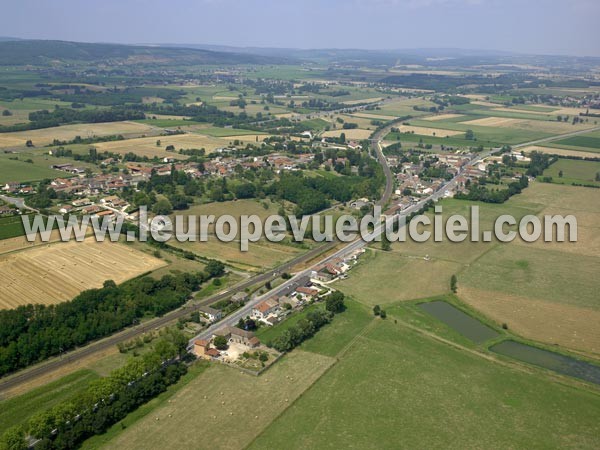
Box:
(1, 122, 597, 395)
(0, 195, 39, 213)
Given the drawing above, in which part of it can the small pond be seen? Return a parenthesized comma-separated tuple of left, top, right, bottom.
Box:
(418, 301, 498, 344)
(491, 340, 600, 386)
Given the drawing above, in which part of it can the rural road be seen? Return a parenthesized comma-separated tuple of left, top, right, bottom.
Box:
(1, 123, 596, 395)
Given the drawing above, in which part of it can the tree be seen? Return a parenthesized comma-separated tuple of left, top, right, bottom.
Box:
(596, 172, 600, 182)
(340, 132, 346, 143)
(156, 139, 161, 147)
(213, 336, 228, 350)
(450, 274, 457, 293)
(205, 260, 225, 278)
(325, 291, 345, 313)
(1, 109, 12, 117)
(380, 309, 387, 319)
(381, 234, 391, 251)
(152, 198, 173, 215)
(373, 305, 381, 316)
(558, 170, 563, 178)
(0, 426, 27, 450)
(465, 129, 475, 140)
(25, 140, 34, 147)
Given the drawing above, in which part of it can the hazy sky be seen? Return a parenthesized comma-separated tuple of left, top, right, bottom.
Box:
(2, 0, 599, 57)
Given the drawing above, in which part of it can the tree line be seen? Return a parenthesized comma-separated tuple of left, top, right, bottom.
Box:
(268, 292, 346, 352)
(0, 330, 190, 450)
(0, 107, 145, 133)
(0, 265, 223, 377)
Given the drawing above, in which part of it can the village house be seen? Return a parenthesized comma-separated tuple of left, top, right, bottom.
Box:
(252, 298, 279, 320)
(213, 326, 260, 348)
(231, 292, 249, 304)
(296, 286, 319, 299)
(199, 305, 223, 323)
(0, 205, 16, 215)
(59, 205, 74, 214)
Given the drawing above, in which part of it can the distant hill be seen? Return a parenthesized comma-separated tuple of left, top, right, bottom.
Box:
(0, 39, 289, 66)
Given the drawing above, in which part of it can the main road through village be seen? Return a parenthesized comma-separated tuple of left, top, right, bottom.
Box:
(1, 122, 598, 396)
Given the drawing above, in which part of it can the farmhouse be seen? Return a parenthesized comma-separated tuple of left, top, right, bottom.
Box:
(231, 291, 249, 303)
(199, 305, 223, 323)
(193, 339, 210, 358)
(0, 205, 16, 215)
(252, 298, 279, 320)
(213, 326, 260, 347)
(296, 286, 319, 298)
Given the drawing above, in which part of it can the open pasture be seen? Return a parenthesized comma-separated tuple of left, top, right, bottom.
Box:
(92, 132, 267, 158)
(0, 121, 156, 148)
(0, 157, 67, 183)
(543, 158, 600, 186)
(461, 116, 522, 127)
(395, 124, 463, 137)
(104, 351, 335, 450)
(520, 144, 598, 158)
(421, 113, 466, 121)
(321, 128, 373, 140)
(336, 249, 462, 306)
(250, 320, 600, 449)
(0, 240, 166, 309)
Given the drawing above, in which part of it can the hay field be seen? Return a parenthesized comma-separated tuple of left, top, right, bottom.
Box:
(342, 97, 383, 105)
(457, 183, 600, 355)
(511, 119, 596, 134)
(0, 240, 166, 309)
(251, 320, 600, 449)
(105, 351, 335, 450)
(335, 249, 462, 306)
(395, 124, 463, 137)
(93, 132, 264, 158)
(322, 128, 373, 140)
(350, 112, 398, 121)
(461, 116, 522, 127)
(0, 229, 66, 256)
(0, 122, 156, 148)
(422, 113, 465, 121)
(520, 145, 597, 158)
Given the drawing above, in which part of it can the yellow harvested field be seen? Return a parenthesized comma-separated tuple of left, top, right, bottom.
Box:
(141, 96, 164, 104)
(109, 351, 335, 450)
(519, 145, 598, 158)
(491, 106, 585, 116)
(322, 128, 373, 140)
(552, 107, 588, 116)
(218, 134, 270, 142)
(0, 122, 156, 148)
(350, 112, 398, 121)
(471, 100, 502, 107)
(461, 116, 523, 127)
(93, 132, 266, 158)
(0, 229, 67, 256)
(0, 240, 166, 309)
(342, 97, 383, 105)
(511, 119, 595, 133)
(421, 113, 465, 121)
(459, 287, 600, 356)
(396, 125, 463, 137)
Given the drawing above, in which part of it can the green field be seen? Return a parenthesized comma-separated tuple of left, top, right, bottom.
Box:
(134, 118, 194, 127)
(0, 157, 67, 183)
(250, 319, 600, 449)
(542, 158, 600, 186)
(0, 370, 99, 431)
(194, 127, 267, 137)
(0, 214, 29, 239)
(255, 298, 374, 357)
(552, 135, 600, 150)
